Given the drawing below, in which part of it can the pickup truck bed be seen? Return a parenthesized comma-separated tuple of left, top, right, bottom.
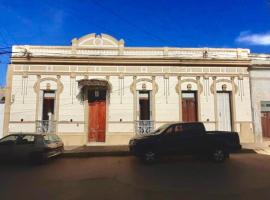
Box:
(206, 131, 241, 151)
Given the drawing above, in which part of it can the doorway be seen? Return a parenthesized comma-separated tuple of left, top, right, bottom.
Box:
(88, 89, 106, 142)
(217, 92, 232, 131)
(139, 91, 151, 120)
(261, 112, 270, 138)
(261, 101, 270, 138)
(42, 91, 55, 121)
(182, 91, 198, 122)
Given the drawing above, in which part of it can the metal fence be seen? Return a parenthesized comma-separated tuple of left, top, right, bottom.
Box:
(36, 120, 56, 134)
(135, 120, 154, 135)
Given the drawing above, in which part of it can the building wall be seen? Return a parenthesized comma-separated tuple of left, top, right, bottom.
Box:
(200, 77, 215, 131)
(6, 64, 254, 145)
(9, 75, 37, 133)
(250, 70, 270, 142)
(155, 76, 179, 123)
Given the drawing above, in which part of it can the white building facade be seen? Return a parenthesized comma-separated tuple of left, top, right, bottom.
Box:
(3, 33, 254, 145)
(250, 54, 270, 143)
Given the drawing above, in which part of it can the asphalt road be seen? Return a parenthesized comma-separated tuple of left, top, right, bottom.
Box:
(0, 154, 270, 200)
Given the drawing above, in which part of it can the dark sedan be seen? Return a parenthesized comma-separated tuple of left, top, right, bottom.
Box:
(0, 133, 64, 163)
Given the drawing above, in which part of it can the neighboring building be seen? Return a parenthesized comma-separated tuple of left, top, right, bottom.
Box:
(3, 33, 254, 145)
(0, 87, 5, 139)
(250, 54, 270, 143)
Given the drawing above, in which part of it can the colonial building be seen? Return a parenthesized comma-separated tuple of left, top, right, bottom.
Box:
(3, 33, 254, 145)
(250, 54, 270, 143)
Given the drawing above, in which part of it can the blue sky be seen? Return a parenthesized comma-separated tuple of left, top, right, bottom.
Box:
(0, 0, 270, 86)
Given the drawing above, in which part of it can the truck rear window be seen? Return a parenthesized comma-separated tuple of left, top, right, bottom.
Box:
(183, 123, 206, 132)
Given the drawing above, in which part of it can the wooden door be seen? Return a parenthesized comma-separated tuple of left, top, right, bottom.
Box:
(261, 112, 270, 138)
(182, 92, 197, 122)
(88, 90, 106, 142)
(217, 92, 232, 131)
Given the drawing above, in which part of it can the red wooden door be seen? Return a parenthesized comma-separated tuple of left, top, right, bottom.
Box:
(88, 100, 106, 142)
(261, 112, 270, 138)
(182, 92, 197, 122)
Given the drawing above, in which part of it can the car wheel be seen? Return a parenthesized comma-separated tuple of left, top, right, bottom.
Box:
(141, 150, 157, 164)
(212, 148, 227, 163)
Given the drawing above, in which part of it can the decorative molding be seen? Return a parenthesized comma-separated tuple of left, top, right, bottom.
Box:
(11, 62, 251, 72)
(72, 33, 124, 48)
(175, 78, 203, 94)
(33, 77, 63, 94)
(210, 78, 238, 94)
(13, 71, 250, 78)
(130, 78, 159, 94)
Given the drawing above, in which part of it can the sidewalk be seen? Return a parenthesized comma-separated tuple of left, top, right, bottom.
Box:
(63, 145, 130, 157)
(242, 142, 269, 149)
(242, 142, 270, 155)
(62, 144, 267, 157)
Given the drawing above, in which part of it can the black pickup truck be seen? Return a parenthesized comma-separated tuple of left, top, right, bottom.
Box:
(129, 122, 241, 163)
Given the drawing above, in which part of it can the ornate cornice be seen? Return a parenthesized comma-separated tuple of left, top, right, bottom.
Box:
(11, 56, 251, 67)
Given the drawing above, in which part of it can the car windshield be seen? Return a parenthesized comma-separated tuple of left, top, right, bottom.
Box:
(151, 124, 172, 135)
(43, 134, 60, 144)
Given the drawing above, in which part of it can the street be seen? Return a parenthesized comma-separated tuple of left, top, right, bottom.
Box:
(0, 154, 270, 200)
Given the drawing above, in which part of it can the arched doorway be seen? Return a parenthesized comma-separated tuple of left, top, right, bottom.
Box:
(78, 79, 111, 142)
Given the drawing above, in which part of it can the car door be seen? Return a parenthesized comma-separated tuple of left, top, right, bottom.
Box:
(160, 125, 185, 155)
(161, 123, 199, 155)
(13, 135, 36, 160)
(179, 124, 204, 154)
(0, 135, 18, 160)
(173, 124, 192, 154)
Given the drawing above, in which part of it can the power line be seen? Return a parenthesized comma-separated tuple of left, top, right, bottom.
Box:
(0, 51, 13, 55)
(89, 0, 174, 45)
(0, 30, 10, 47)
(0, 47, 11, 49)
(43, 1, 138, 44)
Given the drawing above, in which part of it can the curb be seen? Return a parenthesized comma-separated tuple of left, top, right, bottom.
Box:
(237, 149, 256, 154)
(63, 151, 131, 158)
(62, 148, 256, 158)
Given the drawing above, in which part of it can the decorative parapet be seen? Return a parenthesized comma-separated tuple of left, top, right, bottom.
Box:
(11, 33, 250, 60)
(72, 33, 124, 48)
(12, 46, 250, 59)
(250, 54, 270, 66)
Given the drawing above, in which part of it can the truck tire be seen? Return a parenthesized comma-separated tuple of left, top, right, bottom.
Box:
(212, 148, 227, 163)
(141, 150, 157, 164)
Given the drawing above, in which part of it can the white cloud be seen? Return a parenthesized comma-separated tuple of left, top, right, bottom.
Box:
(236, 31, 270, 46)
